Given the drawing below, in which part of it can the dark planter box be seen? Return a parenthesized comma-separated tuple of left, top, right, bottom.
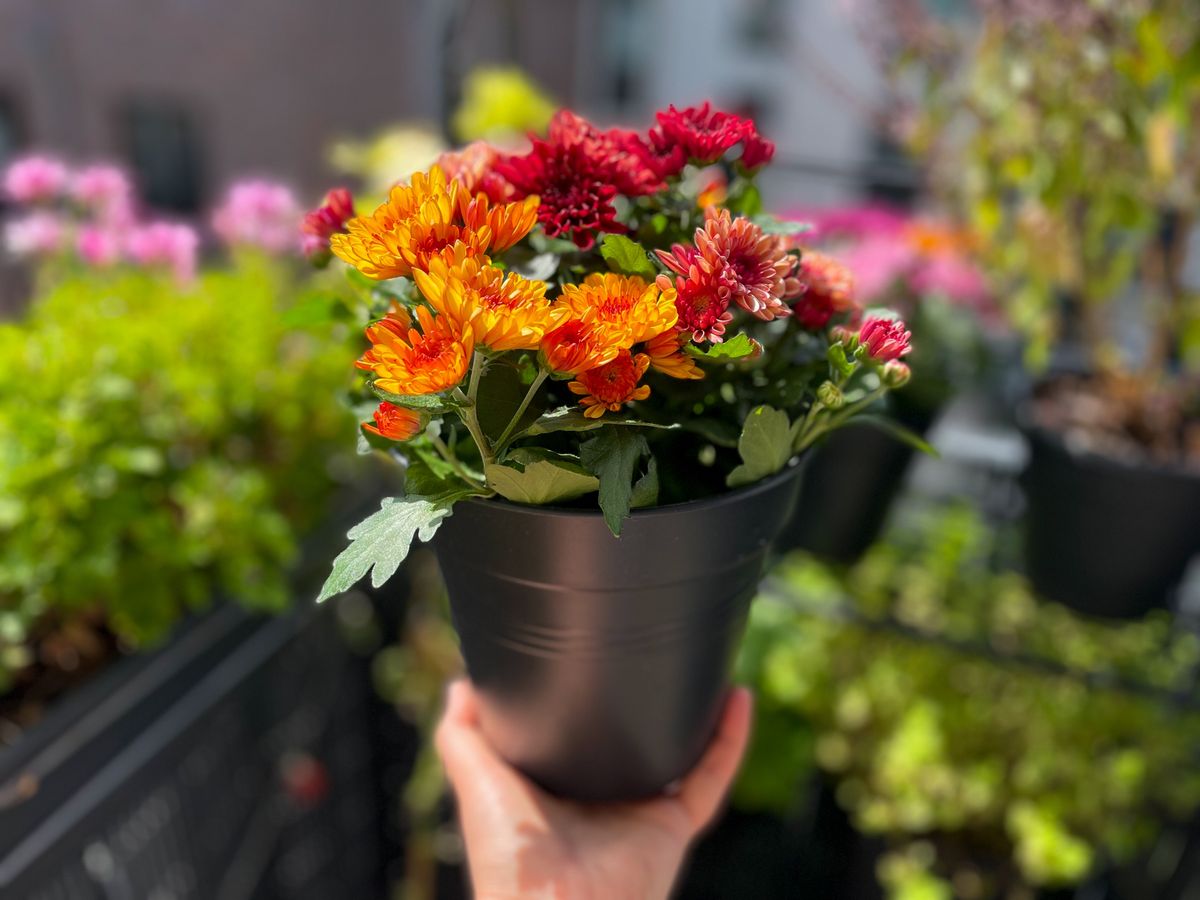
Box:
(0, 600, 394, 900)
(434, 463, 805, 803)
(1021, 424, 1200, 619)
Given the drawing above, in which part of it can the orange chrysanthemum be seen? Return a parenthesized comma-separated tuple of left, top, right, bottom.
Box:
(357, 305, 475, 396)
(330, 165, 538, 280)
(413, 254, 565, 351)
(363, 402, 426, 441)
(560, 272, 678, 347)
(538, 318, 624, 377)
(568, 351, 652, 418)
(644, 329, 704, 380)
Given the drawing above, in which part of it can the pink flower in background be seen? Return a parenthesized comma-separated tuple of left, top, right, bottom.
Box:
(909, 252, 989, 307)
(76, 225, 124, 267)
(127, 221, 199, 282)
(70, 165, 135, 223)
(4, 156, 69, 204)
(4, 211, 66, 257)
(212, 180, 301, 253)
(840, 235, 916, 303)
(792, 205, 907, 243)
(859, 315, 912, 361)
(300, 187, 354, 261)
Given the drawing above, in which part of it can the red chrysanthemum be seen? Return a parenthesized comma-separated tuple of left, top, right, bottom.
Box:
(792, 249, 856, 330)
(654, 270, 734, 344)
(648, 102, 774, 170)
(859, 316, 912, 362)
(498, 110, 663, 249)
(301, 187, 354, 261)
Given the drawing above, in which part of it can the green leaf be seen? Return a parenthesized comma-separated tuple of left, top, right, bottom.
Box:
(751, 214, 812, 236)
(727, 405, 794, 488)
(485, 450, 599, 505)
(599, 234, 658, 278)
(580, 427, 650, 536)
(530, 230, 580, 255)
(521, 406, 676, 437)
(370, 382, 459, 413)
(317, 497, 453, 601)
(630, 456, 659, 508)
(686, 333, 763, 362)
(683, 418, 741, 448)
(475, 360, 546, 442)
(725, 180, 763, 216)
(849, 414, 940, 457)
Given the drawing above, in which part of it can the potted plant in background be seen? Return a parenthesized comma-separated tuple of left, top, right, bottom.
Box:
(739, 507, 1200, 899)
(313, 103, 920, 801)
(779, 206, 994, 561)
(854, 0, 1200, 617)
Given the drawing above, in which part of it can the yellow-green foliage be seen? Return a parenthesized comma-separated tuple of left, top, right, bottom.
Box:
(739, 507, 1200, 897)
(452, 66, 556, 144)
(0, 258, 357, 672)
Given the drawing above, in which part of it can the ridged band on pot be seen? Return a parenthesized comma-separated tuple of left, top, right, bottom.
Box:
(1021, 424, 1200, 619)
(433, 461, 806, 802)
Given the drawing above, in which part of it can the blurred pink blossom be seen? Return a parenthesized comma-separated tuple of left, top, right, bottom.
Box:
(4, 156, 69, 204)
(77, 225, 124, 267)
(910, 253, 989, 307)
(4, 211, 67, 257)
(70, 164, 135, 223)
(790, 204, 907, 243)
(126, 221, 199, 282)
(841, 235, 916, 302)
(212, 180, 301, 253)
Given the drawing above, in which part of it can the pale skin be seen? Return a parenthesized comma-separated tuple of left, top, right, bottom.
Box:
(436, 679, 754, 900)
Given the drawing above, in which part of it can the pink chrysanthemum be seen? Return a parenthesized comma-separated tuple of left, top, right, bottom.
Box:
(301, 187, 355, 261)
(694, 208, 797, 321)
(435, 141, 515, 203)
(859, 316, 912, 362)
(654, 270, 734, 344)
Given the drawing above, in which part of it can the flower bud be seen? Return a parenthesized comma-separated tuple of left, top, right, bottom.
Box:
(816, 380, 844, 409)
(881, 360, 912, 388)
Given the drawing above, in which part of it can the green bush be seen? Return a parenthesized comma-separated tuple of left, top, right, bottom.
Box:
(738, 508, 1200, 898)
(0, 257, 359, 687)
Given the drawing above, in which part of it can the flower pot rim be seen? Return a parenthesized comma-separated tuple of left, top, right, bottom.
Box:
(1020, 418, 1200, 483)
(462, 454, 806, 520)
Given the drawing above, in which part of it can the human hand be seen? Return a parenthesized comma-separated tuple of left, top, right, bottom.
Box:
(436, 679, 754, 900)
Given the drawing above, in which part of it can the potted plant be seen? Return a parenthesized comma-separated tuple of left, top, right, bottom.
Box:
(853, 0, 1200, 616)
(313, 103, 919, 801)
(739, 506, 1200, 899)
(779, 206, 994, 561)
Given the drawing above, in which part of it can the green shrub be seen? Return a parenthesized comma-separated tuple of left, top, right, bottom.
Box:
(0, 257, 359, 687)
(739, 507, 1200, 898)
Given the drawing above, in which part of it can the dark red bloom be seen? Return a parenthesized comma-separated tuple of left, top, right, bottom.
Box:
(301, 187, 354, 262)
(499, 110, 664, 249)
(648, 102, 774, 170)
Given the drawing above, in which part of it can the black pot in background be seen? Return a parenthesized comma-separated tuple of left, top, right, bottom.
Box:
(780, 402, 938, 564)
(1021, 424, 1200, 619)
(433, 463, 805, 803)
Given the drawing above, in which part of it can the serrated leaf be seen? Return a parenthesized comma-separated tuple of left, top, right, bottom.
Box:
(317, 497, 453, 601)
(520, 406, 676, 437)
(751, 214, 812, 236)
(370, 382, 459, 412)
(686, 333, 762, 362)
(849, 414, 940, 457)
(580, 427, 650, 536)
(599, 234, 658, 278)
(727, 405, 794, 488)
(485, 451, 599, 505)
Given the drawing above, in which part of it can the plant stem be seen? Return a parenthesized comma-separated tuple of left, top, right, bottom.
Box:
(796, 385, 888, 452)
(428, 431, 484, 489)
(454, 355, 495, 469)
(494, 369, 549, 452)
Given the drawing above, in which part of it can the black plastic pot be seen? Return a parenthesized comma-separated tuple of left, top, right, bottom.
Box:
(433, 462, 806, 802)
(1022, 424, 1200, 619)
(780, 404, 937, 563)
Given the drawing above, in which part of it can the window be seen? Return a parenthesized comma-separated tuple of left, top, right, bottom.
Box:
(0, 92, 24, 174)
(121, 101, 204, 214)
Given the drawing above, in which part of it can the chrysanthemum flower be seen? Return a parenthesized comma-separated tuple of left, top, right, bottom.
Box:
(538, 318, 624, 377)
(357, 306, 475, 395)
(645, 329, 704, 380)
(435, 141, 515, 202)
(331, 165, 538, 279)
(648, 103, 774, 169)
(560, 272, 678, 347)
(302, 188, 355, 261)
(497, 111, 662, 249)
(654, 270, 735, 344)
(412, 254, 564, 351)
(859, 316, 912, 362)
(363, 402, 426, 441)
(792, 250, 856, 330)
(568, 351, 652, 418)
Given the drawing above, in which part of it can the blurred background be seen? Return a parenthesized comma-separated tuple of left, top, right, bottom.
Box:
(2, 1, 1200, 899)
